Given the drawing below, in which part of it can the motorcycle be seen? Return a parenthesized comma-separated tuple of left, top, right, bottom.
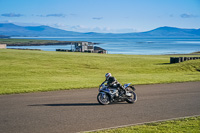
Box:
(97, 82, 137, 105)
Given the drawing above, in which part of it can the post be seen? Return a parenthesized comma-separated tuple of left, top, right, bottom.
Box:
(170, 57, 175, 64)
(180, 57, 184, 62)
(184, 57, 188, 61)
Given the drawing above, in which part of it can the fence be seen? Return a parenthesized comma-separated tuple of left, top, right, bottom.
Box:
(170, 57, 200, 64)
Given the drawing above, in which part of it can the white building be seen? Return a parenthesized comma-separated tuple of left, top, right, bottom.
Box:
(0, 44, 7, 49)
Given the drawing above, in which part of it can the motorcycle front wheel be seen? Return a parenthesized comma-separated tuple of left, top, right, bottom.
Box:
(97, 92, 110, 105)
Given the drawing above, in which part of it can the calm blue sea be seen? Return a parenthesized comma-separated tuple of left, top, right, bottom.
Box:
(8, 37, 200, 55)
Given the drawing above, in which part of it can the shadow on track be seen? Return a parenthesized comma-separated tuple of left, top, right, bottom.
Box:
(29, 103, 101, 107)
(29, 102, 128, 107)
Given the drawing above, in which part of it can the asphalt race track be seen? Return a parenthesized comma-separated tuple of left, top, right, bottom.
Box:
(0, 82, 200, 133)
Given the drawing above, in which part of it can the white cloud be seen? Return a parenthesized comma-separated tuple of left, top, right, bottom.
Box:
(50, 23, 137, 33)
(92, 17, 103, 20)
(180, 13, 198, 18)
(35, 14, 67, 18)
(0, 20, 13, 23)
(46, 14, 67, 17)
(1, 13, 24, 17)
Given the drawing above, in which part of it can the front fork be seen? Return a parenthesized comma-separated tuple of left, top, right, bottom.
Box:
(101, 91, 117, 103)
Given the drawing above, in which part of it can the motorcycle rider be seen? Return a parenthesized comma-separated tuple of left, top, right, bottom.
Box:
(103, 73, 131, 96)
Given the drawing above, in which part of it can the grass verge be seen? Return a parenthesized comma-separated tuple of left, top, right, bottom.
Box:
(0, 49, 200, 94)
(92, 116, 200, 133)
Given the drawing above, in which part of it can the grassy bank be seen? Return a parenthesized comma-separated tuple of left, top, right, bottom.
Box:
(93, 116, 200, 133)
(0, 49, 200, 94)
(0, 38, 82, 46)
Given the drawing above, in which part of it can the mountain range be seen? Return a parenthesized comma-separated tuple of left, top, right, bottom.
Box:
(0, 23, 200, 37)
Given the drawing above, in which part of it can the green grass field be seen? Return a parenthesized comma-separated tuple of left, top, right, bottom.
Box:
(0, 49, 200, 94)
(93, 116, 200, 133)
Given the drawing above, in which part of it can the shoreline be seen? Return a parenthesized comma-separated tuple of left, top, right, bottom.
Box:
(2, 37, 200, 55)
(0, 38, 99, 46)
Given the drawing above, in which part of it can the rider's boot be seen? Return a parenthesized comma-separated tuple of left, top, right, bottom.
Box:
(121, 86, 131, 97)
(119, 87, 131, 97)
(125, 91, 132, 97)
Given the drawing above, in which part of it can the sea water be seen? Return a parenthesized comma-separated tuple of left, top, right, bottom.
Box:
(8, 37, 200, 55)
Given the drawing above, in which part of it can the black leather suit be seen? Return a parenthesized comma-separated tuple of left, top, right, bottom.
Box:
(104, 76, 125, 94)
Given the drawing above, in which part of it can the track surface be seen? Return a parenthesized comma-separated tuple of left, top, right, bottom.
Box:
(0, 82, 200, 133)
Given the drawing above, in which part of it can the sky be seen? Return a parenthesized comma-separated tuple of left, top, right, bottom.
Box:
(0, 0, 200, 33)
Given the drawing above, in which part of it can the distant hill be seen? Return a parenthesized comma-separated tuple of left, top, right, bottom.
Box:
(140, 26, 200, 36)
(0, 23, 199, 37)
(0, 23, 82, 37)
(0, 35, 10, 38)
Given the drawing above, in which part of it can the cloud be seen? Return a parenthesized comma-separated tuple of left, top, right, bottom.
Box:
(1, 13, 69, 18)
(34, 14, 67, 17)
(46, 14, 67, 17)
(0, 20, 13, 23)
(180, 13, 197, 18)
(1, 13, 24, 17)
(51, 24, 137, 33)
(92, 17, 103, 20)
(69, 13, 77, 16)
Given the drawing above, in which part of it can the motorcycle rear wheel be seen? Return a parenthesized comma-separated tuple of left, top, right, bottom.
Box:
(97, 93, 110, 105)
(125, 87, 137, 103)
(126, 91, 137, 103)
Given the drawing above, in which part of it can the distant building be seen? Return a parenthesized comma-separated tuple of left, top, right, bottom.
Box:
(56, 41, 107, 54)
(0, 44, 7, 49)
(74, 42, 107, 53)
(74, 42, 92, 52)
(94, 46, 107, 54)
